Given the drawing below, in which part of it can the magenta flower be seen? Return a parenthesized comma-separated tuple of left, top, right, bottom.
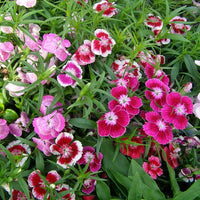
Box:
(143, 111, 173, 144)
(5, 83, 25, 97)
(143, 156, 163, 179)
(71, 40, 95, 66)
(145, 78, 170, 112)
(97, 105, 130, 138)
(28, 170, 61, 200)
(170, 16, 191, 35)
(40, 95, 63, 115)
(93, 1, 117, 18)
(50, 132, 83, 168)
(7, 140, 31, 167)
(42, 33, 71, 61)
(16, 0, 36, 8)
(57, 184, 75, 200)
(82, 178, 96, 195)
(144, 14, 163, 30)
(91, 29, 116, 57)
(78, 146, 103, 172)
(57, 61, 82, 88)
(33, 111, 65, 140)
(10, 189, 27, 200)
(109, 86, 143, 117)
(179, 168, 193, 182)
(161, 92, 193, 130)
(0, 119, 9, 140)
(0, 42, 14, 62)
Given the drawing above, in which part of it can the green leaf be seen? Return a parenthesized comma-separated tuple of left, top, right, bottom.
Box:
(69, 118, 97, 129)
(17, 176, 30, 200)
(35, 149, 44, 173)
(96, 181, 111, 200)
(0, 187, 6, 200)
(171, 62, 181, 82)
(166, 34, 190, 42)
(3, 109, 18, 123)
(143, 184, 166, 200)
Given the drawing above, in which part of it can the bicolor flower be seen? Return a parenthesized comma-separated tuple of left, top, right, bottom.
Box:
(56, 184, 75, 200)
(50, 132, 83, 168)
(91, 29, 116, 57)
(0, 13, 13, 34)
(109, 86, 143, 117)
(57, 61, 82, 88)
(33, 111, 65, 140)
(97, 105, 130, 138)
(10, 189, 27, 200)
(28, 170, 61, 200)
(5, 83, 25, 97)
(143, 111, 173, 144)
(151, 28, 170, 45)
(93, 1, 117, 18)
(78, 146, 103, 172)
(16, 0, 36, 8)
(161, 92, 193, 130)
(0, 42, 14, 62)
(179, 168, 193, 182)
(71, 40, 95, 65)
(7, 140, 31, 167)
(0, 119, 9, 140)
(82, 178, 96, 195)
(144, 14, 163, 30)
(142, 156, 163, 179)
(170, 16, 191, 35)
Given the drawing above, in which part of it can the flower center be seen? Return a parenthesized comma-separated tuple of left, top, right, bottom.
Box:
(119, 94, 130, 107)
(63, 146, 72, 157)
(175, 104, 186, 115)
(156, 120, 166, 131)
(66, 68, 76, 76)
(104, 111, 118, 125)
(152, 87, 163, 99)
(84, 152, 94, 163)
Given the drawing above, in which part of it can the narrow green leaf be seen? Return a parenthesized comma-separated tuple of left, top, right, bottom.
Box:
(17, 176, 30, 200)
(35, 149, 44, 173)
(96, 181, 111, 200)
(166, 34, 190, 42)
(93, 99, 106, 112)
(69, 118, 97, 129)
(171, 62, 181, 82)
(143, 184, 166, 200)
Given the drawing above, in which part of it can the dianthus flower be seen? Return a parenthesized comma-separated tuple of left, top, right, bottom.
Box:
(161, 92, 193, 130)
(0, 13, 13, 34)
(91, 29, 116, 57)
(109, 86, 143, 117)
(33, 111, 65, 140)
(0, 119, 9, 140)
(57, 61, 82, 88)
(78, 146, 103, 172)
(82, 178, 96, 195)
(142, 155, 163, 179)
(93, 0, 117, 18)
(0, 42, 14, 62)
(97, 105, 130, 138)
(10, 189, 27, 200)
(179, 168, 193, 182)
(170, 16, 191, 35)
(71, 40, 95, 65)
(151, 28, 170, 45)
(50, 132, 83, 168)
(143, 111, 173, 144)
(16, 0, 36, 8)
(144, 14, 163, 30)
(5, 83, 25, 97)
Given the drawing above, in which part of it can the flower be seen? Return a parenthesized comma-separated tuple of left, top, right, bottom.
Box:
(57, 61, 82, 88)
(161, 92, 193, 130)
(143, 111, 173, 144)
(33, 111, 65, 140)
(5, 83, 25, 97)
(0, 42, 14, 62)
(0, 13, 13, 34)
(97, 105, 130, 138)
(78, 146, 103, 172)
(9, 189, 27, 200)
(144, 14, 163, 30)
(170, 16, 191, 35)
(16, 0, 37, 8)
(50, 132, 83, 168)
(183, 82, 192, 93)
(108, 86, 143, 117)
(28, 170, 61, 200)
(91, 29, 116, 57)
(71, 40, 95, 65)
(179, 168, 193, 182)
(42, 33, 71, 61)
(93, 1, 117, 18)
(151, 28, 170, 45)
(195, 60, 200, 66)
(82, 178, 96, 195)
(56, 184, 75, 200)
(0, 119, 9, 140)
(142, 155, 163, 179)
(7, 140, 31, 167)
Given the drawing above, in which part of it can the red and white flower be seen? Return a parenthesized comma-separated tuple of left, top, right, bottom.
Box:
(9, 189, 27, 200)
(97, 105, 130, 138)
(151, 28, 170, 45)
(57, 61, 82, 88)
(50, 132, 83, 168)
(93, 1, 117, 18)
(145, 14, 163, 30)
(56, 184, 75, 200)
(91, 29, 116, 57)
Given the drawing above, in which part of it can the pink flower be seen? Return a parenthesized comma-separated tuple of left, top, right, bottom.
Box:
(0, 42, 14, 62)
(50, 132, 83, 168)
(93, 1, 117, 18)
(71, 40, 95, 65)
(183, 82, 192, 93)
(57, 61, 82, 88)
(109, 86, 143, 117)
(97, 105, 130, 138)
(40, 95, 63, 115)
(161, 92, 193, 130)
(33, 111, 65, 140)
(195, 60, 200, 66)
(145, 78, 170, 112)
(78, 146, 103, 172)
(16, 0, 36, 8)
(28, 170, 61, 200)
(5, 83, 25, 97)
(0, 119, 9, 140)
(42, 33, 71, 61)
(0, 13, 13, 34)
(7, 140, 31, 167)
(91, 29, 116, 57)
(143, 156, 163, 179)
(10, 189, 27, 200)
(170, 16, 191, 35)
(145, 14, 163, 30)
(56, 184, 75, 200)
(143, 111, 173, 144)
(179, 168, 193, 182)
(120, 136, 145, 159)
(82, 178, 96, 195)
